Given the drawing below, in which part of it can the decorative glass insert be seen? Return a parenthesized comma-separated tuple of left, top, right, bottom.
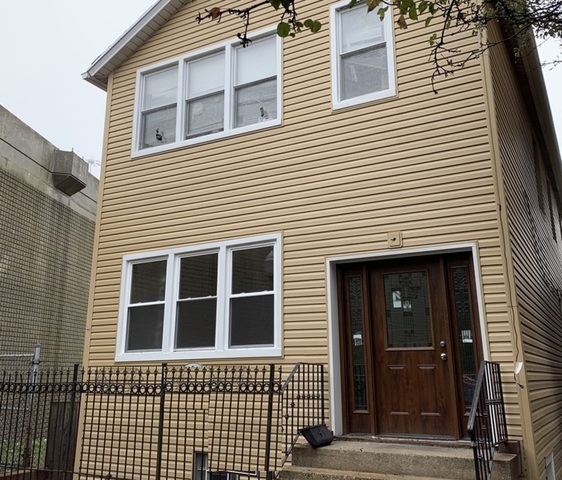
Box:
(348, 275, 367, 411)
(452, 266, 477, 409)
(384, 271, 432, 348)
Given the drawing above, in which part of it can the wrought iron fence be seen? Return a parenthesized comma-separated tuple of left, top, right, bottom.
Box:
(0, 363, 325, 480)
(467, 361, 508, 480)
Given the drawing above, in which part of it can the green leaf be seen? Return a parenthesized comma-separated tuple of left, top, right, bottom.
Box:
(418, 1, 428, 14)
(377, 6, 388, 20)
(425, 16, 434, 27)
(366, 0, 381, 13)
(429, 33, 437, 46)
(311, 20, 322, 33)
(348, 0, 358, 8)
(408, 5, 418, 20)
(277, 22, 291, 37)
(269, 0, 281, 10)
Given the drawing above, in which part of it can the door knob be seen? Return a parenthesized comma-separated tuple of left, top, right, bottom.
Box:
(440, 353, 447, 361)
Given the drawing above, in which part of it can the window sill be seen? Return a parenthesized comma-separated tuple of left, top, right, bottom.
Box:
(115, 346, 282, 363)
(131, 117, 282, 159)
(332, 87, 397, 111)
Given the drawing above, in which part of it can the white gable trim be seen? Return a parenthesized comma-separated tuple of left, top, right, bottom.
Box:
(82, 0, 191, 90)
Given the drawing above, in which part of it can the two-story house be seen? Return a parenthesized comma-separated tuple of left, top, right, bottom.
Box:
(81, 0, 562, 479)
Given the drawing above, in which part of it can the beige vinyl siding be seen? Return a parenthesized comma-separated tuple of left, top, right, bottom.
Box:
(488, 22, 562, 479)
(87, 0, 522, 440)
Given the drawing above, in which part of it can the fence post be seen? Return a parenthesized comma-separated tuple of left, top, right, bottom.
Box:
(264, 364, 276, 477)
(155, 364, 167, 480)
(63, 364, 80, 478)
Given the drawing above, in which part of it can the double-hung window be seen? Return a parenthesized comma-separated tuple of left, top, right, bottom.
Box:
(133, 32, 281, 155)
(331, 1, 396, 109)
(139, 66, 178, 149)
(117, 234, 282, 361)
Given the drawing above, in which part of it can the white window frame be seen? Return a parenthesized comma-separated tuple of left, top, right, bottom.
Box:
(131, 28, 282, 158)
(116, 233, 283, 362)
(330, 0, 396, 110)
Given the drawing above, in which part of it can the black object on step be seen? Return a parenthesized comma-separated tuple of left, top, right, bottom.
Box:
(299, 424, 334, 448)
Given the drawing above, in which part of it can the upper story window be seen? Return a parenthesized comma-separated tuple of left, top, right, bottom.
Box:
(331, 1, 396, 109)
(133, 32, 281, 156)
(116, 234, 282, 362)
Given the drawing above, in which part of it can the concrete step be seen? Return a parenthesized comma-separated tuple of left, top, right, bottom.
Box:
(286, 440, 520, 480)
(281, 465, 459, 480)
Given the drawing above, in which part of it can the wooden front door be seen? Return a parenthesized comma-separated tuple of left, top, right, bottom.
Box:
(338, 253, 481, 439)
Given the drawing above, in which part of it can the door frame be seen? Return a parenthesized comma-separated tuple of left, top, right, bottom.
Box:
(326, 243, 490, 436)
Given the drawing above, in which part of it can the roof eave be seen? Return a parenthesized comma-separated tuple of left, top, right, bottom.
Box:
(82, 0, 190, 91)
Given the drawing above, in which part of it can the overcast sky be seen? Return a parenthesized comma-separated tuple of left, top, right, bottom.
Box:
(1, 1, 560, 179)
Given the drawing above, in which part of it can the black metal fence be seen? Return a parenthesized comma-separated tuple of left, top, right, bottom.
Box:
(467, 361, 508, 480)
(0, 363, 325, 480)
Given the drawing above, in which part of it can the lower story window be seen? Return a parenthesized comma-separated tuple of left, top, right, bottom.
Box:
(117, 234, 282, 361)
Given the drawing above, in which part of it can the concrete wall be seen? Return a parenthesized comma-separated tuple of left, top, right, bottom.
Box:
(0, 104, 98, 369)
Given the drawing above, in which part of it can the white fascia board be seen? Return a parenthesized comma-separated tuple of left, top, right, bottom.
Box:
(82, 0, 190, 90)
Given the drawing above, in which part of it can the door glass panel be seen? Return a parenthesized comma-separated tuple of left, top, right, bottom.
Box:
(384, 271, 432, 348)
(452, 266, 477, 409)
(348, 276, 367, 411)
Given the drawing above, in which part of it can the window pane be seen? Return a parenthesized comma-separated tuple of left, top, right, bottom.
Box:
(141, 105, 177, 149)
(131, 260, 167, 303)
(230, 295, 274, 346)
(234, 79, 277, 128)
(188, 53, 225, 97)
(179, 254, 218, 298)
(384, 271, 432, 348)
(340, 6, 384, 53)
(176, 299, 217, 348)
(232, 246, 274, 294)
(143, 67, 178, 110)
(127, 304, 164, 351)
(186, 93, 224, 138)
(341, 46, 388, 100)
(235, 37, 276, 85)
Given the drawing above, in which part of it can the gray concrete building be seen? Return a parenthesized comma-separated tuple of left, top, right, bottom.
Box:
(0, 104, 98, 369)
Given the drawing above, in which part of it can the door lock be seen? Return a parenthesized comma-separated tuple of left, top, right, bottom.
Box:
(440, 353, 448, 361)
(440, 340, 446, 347)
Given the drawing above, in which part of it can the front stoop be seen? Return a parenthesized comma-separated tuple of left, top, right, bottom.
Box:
(279, 440, 520, 480)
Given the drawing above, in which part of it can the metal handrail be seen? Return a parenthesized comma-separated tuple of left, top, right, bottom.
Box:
(467, 361, 508, 480)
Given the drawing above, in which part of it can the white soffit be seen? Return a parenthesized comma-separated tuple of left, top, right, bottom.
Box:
(82, 0, 191, 90)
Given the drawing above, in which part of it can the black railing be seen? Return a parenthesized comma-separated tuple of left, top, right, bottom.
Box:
(1, 362, 325, 480)
(467, 361, 508, 480)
